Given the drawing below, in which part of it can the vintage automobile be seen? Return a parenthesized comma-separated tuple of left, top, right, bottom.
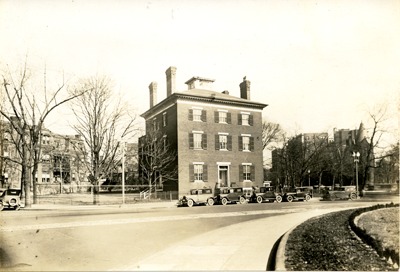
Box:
(248, 186, 283, 203)
(177, 188, 214, 207)
(283, 187, 312, 202)
(322, 186, 358, 201)
(214, 186, 247, 205)
(0, 189, 22, 211)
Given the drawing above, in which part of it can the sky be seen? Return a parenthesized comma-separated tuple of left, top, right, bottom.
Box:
(1, 0, 399, 142)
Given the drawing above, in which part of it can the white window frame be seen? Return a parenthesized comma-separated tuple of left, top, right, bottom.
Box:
(193, 108, 202, 121)
(218, 110, 227, 123)
(243, 164, 251, 181)
(193, 133, 202, 149)
(242, 113, 250, 126)
(242, 136, 250, 151)
(219, 134, 228, 150)
(194, 164, 204, 181)
(162, 112, 167, 127)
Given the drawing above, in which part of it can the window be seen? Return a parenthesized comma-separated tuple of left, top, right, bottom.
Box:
(242, 114, 249, 125)
(193, 109, 202, 121)
(189, 108, 206, 122)
(240, 164, 254, 182)
(190, 163, 208, 182)
(163, 112, 167, 127)
(163, 135, 167, 151)
(215, 110, 231, 124)
(239, 135, 254, 151)
(194, 164, 203, 181)
(238, 113, 253, 126)
(189, 132, 207, 150)
(243, 165, 251, 181)
(219, 135, 227, 150)
(42, 135, 50, 145)
(242, 136, 250, 151)
(153, 118, 158, 130)
(219, 111, 227, 123)
(194, 133, 202, 149)
(215, 134, 231, 151)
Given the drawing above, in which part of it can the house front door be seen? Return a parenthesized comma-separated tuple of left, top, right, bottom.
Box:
(218, 165, 229, 187)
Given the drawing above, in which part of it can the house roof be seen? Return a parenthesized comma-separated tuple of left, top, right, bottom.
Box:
(141, 88, 268, 119)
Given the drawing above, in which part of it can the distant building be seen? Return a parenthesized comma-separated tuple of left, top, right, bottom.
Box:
(0, 119, 87, 190)
(139, 67, 267, 197)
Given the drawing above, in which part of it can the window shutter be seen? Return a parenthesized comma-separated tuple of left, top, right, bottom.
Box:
(239, 165, 243, 182)
(238, 114, 242, 125)
(202, 134, 207, 150)
(227, 112, 231, 124)
(250, 137, 254, 151)
(249, 115, 253, 126)
(188, 109, 193, 121)
(215, 135, 219, 150)
(251, 165, 255, 181)
(203, 164, 208, 182)
(201, 110, 207, 122)
(189, 133, 194, 149)
(227, 135, 232, 151)
(189, 164, 194, 182)
(214, 111, 219, 123)
(238, 136, 243, 151)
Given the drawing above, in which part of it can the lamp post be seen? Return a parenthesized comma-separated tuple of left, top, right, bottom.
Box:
(308, 170, 310, 187)
(352, 152, 360, 198)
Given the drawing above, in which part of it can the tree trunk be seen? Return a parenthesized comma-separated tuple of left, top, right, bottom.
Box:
(22, 164, 31, 208)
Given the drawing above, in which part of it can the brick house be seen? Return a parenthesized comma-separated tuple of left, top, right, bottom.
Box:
(140, 67, 267, 197)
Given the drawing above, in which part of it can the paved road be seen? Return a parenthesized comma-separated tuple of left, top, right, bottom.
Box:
(1, 192, 397, 271)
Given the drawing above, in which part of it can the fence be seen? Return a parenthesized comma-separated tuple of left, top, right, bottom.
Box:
(33, 183, 178, 205)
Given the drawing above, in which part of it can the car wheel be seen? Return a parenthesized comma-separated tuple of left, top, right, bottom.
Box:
(286, 195, 294, 202)
(275, 195, 282, 203)
(15, 205, 20, 211)
(239, 196, 246, 204)
(0, 203, 3, 211)
(9, 198, 17, 207)
(207, 198, 214, 206)
(221, 198, 228, 205)
(350, 193, 357, 200)
(305, 194, 311, 201)
(187, 199, 194, 207)
(256, 196, 263, 204)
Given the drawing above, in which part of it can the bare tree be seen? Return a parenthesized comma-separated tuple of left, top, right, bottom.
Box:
(138, 128, 177, 197)
(70, 76, 137, 204)
(0, 62, 87, 207)
(356, 105, 397, 192)
(262, 120, 284, 150)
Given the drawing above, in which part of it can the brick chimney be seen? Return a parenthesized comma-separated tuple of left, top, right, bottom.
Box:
(149, 81, 157, 108)
(166, 66, 177, 97)
(239, 76, 250, 100)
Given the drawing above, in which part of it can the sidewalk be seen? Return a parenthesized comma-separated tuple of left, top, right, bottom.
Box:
(115, 207, 350, 271)
(24, 200, 177, 211)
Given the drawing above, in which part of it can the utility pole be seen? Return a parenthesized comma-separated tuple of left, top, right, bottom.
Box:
(121, 142, 125, 205)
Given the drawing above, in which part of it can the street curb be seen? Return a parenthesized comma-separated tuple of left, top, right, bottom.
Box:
(273, 205, 387, 271)
(274, 212, 334, 271)
(274, 225, 295, 271)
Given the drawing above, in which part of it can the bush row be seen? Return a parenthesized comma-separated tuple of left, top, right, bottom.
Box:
(349, 202, 399, 266)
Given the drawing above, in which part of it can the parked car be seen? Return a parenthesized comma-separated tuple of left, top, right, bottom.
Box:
(0, 189, 22, 211)
(322, 186, 358, 201)
(177, 188, 214, 207)
(214, 186, 247, 205)
(283, 187, 312, 202)
(248, 186, 283, 203)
